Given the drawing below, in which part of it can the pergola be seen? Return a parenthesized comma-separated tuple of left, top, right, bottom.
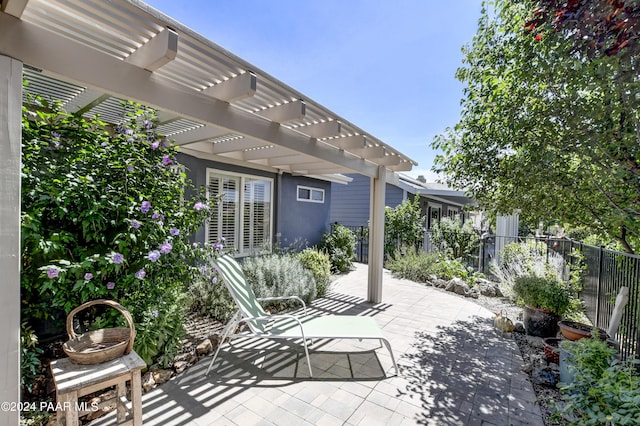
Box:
(0, 0, 416, 413)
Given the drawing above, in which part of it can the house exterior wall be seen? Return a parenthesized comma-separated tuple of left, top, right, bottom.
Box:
(329, 173, 407, 227)
(177, 153, 277, 244)
(277, 175, 331, 248)
(177, 153, 331, 250)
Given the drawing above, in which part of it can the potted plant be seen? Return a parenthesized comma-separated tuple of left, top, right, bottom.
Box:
(512, 275, 572, 337)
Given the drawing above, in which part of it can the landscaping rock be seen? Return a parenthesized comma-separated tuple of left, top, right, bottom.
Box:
(475, 278, 502, 297)
(514, 322, 526, 334)
(152, 369, 172, 384)
(446, 278, 471, 296)
(196, 338, 213, 356)
(173, 361, 188, 374)
(432, 277, 448, 289)
(142, 371, 156, 392)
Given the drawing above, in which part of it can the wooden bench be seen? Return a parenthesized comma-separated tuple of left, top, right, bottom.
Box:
(50, 351, 146, 426)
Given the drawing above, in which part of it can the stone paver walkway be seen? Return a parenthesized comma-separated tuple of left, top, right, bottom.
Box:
(92, 264, 544, 425)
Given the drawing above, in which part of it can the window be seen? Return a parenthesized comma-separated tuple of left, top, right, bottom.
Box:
(447, 208, 458, 219)
(427, 203, 441, 229)
(297, 185, 324, 203)
(206, 170, 273, 255)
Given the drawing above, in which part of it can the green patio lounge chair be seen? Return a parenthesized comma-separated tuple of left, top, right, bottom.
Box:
(205, 254, 398, 378)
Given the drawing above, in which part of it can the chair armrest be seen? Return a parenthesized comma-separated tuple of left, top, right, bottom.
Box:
(257, 296, 307, 314)
(238, 314, 308, 339)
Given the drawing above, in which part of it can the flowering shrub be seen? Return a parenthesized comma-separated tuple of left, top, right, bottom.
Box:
(21, 95, 220, 368)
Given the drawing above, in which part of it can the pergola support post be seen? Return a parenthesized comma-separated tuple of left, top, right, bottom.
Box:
(0, 54, 22, 426)
(368, 166, 386, 303)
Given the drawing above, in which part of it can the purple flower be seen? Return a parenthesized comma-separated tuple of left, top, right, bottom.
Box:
(131, 220, 141, 229)
(152, 213, 164, 221)
(127, 165, 134, 172)
(135, 269, 146, 279)
(161, 155, 173, 165)
(144, 120, 152, 130)
(147, 250, 161, 262)
(51, 131, 60, 139)
(150, 141, 160, 150)
(113, 253, 124, 264)
(213, 242, 224, 250)
(159, 241, 172, 254)
(140, 201, 151, 213)
(84, 272, 93, 281)
(151, 309, 159, 318)
(199, 266, 207, 276)
(125, 129, 134, 136)
(211, 276, 218, 284)
(193, 201, 206, 211)
(170, 227, 180, 236)
(47, 268, 59, 279)
(106, 282, 115, 290)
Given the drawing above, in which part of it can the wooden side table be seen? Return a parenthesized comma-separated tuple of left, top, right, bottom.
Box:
(50, 350, 146, 426)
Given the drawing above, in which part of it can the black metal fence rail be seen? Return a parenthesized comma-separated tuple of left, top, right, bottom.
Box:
(486, 236, 640, 361)
(337, 224, 639, 359)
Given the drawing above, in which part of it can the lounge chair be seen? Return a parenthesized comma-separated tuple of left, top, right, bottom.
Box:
(205, 254, 398, 378)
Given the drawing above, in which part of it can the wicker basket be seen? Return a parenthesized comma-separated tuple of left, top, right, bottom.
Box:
(63, 299, 135, 364)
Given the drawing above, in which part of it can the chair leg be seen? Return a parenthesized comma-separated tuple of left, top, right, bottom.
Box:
(205, 315, 239, 376)
(380, 338, 399, 377)
(301, 339, 313, 377)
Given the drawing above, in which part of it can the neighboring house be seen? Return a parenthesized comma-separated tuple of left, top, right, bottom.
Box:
(330, 173, 477, 229)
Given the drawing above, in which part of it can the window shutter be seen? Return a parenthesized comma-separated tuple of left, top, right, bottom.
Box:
(208, 174, 239, 250)
(243, 178, 270, 253)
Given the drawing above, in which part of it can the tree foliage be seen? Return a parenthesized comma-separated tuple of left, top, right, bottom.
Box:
(432, 0, 640, 253)
(384, 197, 425, 259)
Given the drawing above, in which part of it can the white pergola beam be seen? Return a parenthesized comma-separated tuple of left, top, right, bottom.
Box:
(202, 72, 257, 103)
(388, 161, 414, 172)
(125, 27, 178, 72)
(350, 146, 386, 158)
(375, 155, 402, 166)
(258, 99, 305, 123)
(331, 135, 366, 150)
(268, 154, 315, 166)
(211, 138, 264, 154)
(299, 120, 341, 138)
(1, 0, 29, 17)
(242, 145, 290, 161)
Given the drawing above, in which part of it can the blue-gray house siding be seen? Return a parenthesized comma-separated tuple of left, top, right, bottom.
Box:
(277, 175, 331, 248)
(329, 173, 407, 227)
(178, 153, 331, 249)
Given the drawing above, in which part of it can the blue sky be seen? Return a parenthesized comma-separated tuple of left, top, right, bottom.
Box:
(145, 0, 483, 180)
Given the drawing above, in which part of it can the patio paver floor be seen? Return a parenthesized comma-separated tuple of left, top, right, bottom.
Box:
(90, 264, 544, 426)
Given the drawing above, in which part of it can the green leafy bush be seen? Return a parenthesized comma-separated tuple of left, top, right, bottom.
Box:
(387, 247, 482, 285)
(430, 216, 478, 260)
(384, 197, 425, 259)
(386, 247, 439, 282)
(321, 224, 356, 273)
(21, 95, 219, 368)
(298, 248, 332, 297)
(242, 254, 317, 308)
(558, 338, 639, 425)
(20, 323, 43, 395)
(512, 275, 572, 316)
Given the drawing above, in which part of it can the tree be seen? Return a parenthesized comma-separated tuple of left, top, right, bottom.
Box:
(384, 197, 425, 259)
(432, 0, 640, 253)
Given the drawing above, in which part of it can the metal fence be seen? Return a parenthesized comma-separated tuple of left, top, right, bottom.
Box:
(483, 236, 640, 360)
(339, 225, 639, 359)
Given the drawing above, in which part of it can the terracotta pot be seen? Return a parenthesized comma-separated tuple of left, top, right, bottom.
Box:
(523, 306, 561, 337)
(558, 320, 608, 341)
(542, 337, 562, 364)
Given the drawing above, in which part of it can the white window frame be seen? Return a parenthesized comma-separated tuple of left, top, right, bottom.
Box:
(205, 169, 274, 255)
(296, 185, 325, 203)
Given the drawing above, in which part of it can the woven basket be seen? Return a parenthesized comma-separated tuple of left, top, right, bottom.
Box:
(63, 299, 135, 364)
